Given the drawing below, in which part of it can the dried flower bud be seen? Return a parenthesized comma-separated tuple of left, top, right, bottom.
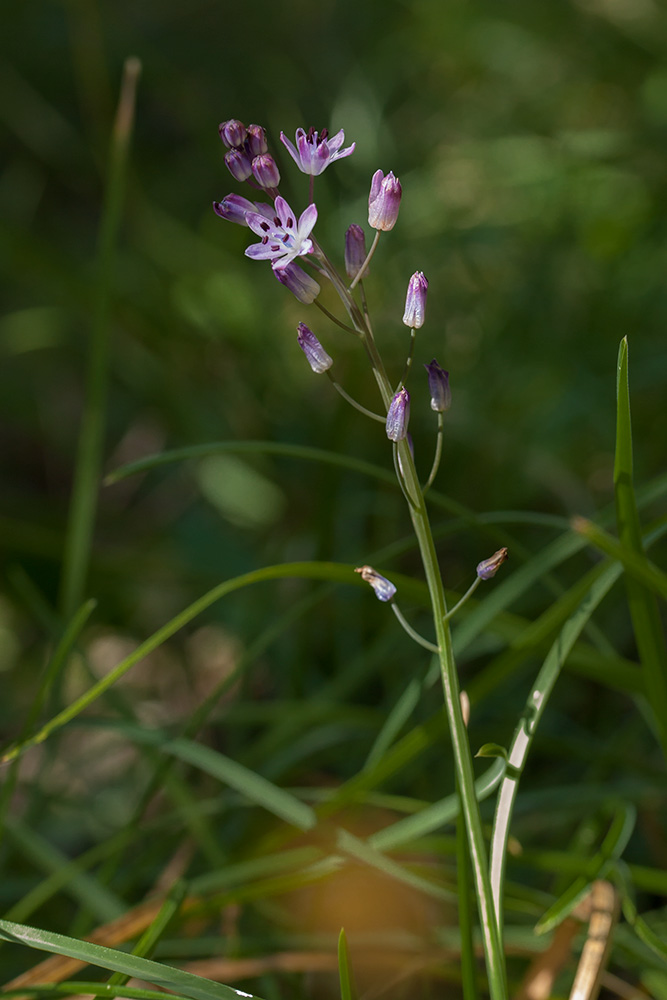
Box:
(246, 123, 268, 156)
(386, 387, 410, 442)
(251, 154, 280, 189)
(224, 148, 253, 182)
(274, 262, 321, 303)
(297, 322, 332, 373)
(219, 118, 247, 148)
(476, 547, 509, 580)
(344, 224, 368, 280)
(368, 169, 402, 231)
(424, 360, 451, 412)
(402, 271, 428, 329)
(355, 565, 396, 602)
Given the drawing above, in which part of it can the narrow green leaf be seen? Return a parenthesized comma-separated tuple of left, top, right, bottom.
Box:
(0, 918, 264, 1000)
(614, 336, 667, 759)
(475, 743, 508, 761)
(107, 879, 187, 986)
(535, 803, 636, 935)
(338, 928, 355, 1000)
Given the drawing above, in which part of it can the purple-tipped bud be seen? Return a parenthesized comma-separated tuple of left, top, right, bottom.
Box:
(274, 262, 321, 304)
(246, 123, 268, 157)
(252, 154, 280, 189)
(345, 224, 368, 280)
(403, 272, 428, 329)
(219, 119, 247, 148)
(424, 359, 451, 412)
(476, 547, 509, 580)
(386, 386, 410, 442)
(297, 322, 332, 374)
(368, 169, 402, 231)
(213, 193, 257, 225)
(355, 565, 396, 603)
(225, 148, 253, 182)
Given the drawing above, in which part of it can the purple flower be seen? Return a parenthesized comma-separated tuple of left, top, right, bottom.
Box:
(386, 386, 410, 442)
(224, 148, 253, 182)
(345, 224, 368, 280)
(251, 153, 281, 189)
(213, 194, 274, 226)
(355, 565, 396, 603)
(403, 272, 428, 329)
(245, 196, 318, 270)
(219, 119, 247, 148)
(424, 359, 451, 412)
(476, 547, 509, 580)
(368, 169, 402, 231)
(297, 323, 332, 373)
(280, 126, 355, 176)
(246, 123, 268, 156)
(274, 262, 321, 303)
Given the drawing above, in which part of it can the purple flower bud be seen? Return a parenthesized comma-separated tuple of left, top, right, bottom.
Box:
(345, 224, 368, 280)
(386, 386, 410, 442)
(213, 193, 258, 225)
(297, 322, 332, 374)
(252, 154, 280, 189)
(476, 547, 509, 580)
(225, 148, 253, 182)
(424, 359, 451, 412)
(219, 119, 247, 148)
(246, 123, 268, 156)
(355, 565, 396, 602)
(403, 271, 428, 329)
(368, 169, 402, 231)
(274, 262, 321, 304)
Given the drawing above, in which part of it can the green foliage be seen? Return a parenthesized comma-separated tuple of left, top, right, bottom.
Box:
(1, 2, 666, 999)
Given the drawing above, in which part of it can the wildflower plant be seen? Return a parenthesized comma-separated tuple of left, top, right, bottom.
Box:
(212, 116, 512, 997)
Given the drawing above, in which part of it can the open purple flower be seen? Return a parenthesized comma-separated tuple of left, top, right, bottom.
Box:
(280, 127, 355, 176)
(244, 196, 318, 270)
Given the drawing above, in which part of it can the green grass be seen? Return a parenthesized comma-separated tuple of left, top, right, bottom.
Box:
(1, 2, 666, 998)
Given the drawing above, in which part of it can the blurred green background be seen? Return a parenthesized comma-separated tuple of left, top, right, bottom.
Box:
(1, 0, 666, 991)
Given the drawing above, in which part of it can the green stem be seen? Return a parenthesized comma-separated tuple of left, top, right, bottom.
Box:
(423, 411, 444, 493)
(445, 576, 482, 622)
(326, 373, 385, 422)
(59, 57, 141, 616)
(390, 602, 439, 653)
(359, 328, 507, 1000)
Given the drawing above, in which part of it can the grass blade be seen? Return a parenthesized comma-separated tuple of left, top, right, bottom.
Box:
(614, 336, 667, 759)
(337, 928, 355, 1000)
(0, 917, 264, 1000)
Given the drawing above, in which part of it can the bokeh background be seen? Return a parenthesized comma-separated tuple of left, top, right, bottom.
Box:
(1, 0, 666, 994)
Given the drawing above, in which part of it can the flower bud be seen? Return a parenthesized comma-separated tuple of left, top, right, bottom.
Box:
(246, 123, 268, 156)
(368, 169, 402, 231)
(355, 565, 396, 602)
(476, 547, 509, 580)
(386, 386, 410, 442)
(296, 322, 332, 373)
(252, 153, 281, 189)
(224, 148, 253, 182)
(424, 360, 451, 412)
(344, 224, 368, 280)
(274, 262, 321, 304)
(402, 271, 428, 329)
(219, 118, 247, 148)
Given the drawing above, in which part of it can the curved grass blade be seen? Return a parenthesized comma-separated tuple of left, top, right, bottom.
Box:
(489, 558, 626, 939)
(0, 917, 263, 1000)
(106, 879, 187, 987)
(118, 726, 316, 832)
(615, 336, 667, 759)
(338, 928, 355, 1000)
(534, 803, 636, 935)
(0, 562, 380, 766)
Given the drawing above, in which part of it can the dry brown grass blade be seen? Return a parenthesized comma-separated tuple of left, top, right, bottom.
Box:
(515, 880, 620, 1000)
